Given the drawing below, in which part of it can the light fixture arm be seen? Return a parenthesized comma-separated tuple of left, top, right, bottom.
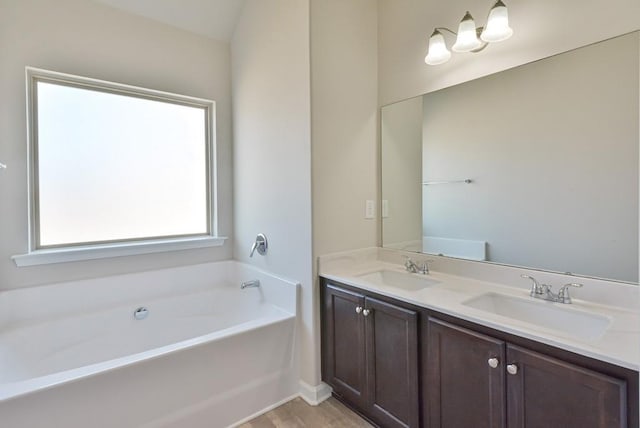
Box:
(434, 27, 458, 37)
(470, 27, 488, 52)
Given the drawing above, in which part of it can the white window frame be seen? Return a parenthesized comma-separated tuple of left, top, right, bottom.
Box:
(13, 67, 226, 267)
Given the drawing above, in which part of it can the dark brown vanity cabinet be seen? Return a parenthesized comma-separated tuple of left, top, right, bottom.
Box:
(506, 344, 627, 428)
(427, 318, 629, 428)
(322, 283, 420, 428)
(321, 278, 637, 428)
(426, 318, 506, 428)
(322, 284, 367, 408)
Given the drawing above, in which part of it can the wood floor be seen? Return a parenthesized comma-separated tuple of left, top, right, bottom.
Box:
(238, 397, 374, 428)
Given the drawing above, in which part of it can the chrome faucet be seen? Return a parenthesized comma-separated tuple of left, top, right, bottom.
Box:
(403, 256, 430, 274)
(520, 274, 583, 304)
(241, 279, 261, 289)
(249, 234, 268, 257)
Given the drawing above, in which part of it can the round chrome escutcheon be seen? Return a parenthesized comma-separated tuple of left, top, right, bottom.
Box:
(134, 307, 149, 320)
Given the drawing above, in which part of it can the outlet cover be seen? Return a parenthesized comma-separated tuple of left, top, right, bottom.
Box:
(365, 200, 375, 219)
(382, 200, 389, 218)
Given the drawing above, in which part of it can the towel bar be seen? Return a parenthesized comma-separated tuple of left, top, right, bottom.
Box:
(422, 179, 472, 185)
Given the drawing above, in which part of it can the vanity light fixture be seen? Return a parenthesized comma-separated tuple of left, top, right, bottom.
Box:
(425, 0, 513, 65)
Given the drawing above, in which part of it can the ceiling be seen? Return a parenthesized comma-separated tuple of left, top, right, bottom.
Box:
(92, 0, 246, 41)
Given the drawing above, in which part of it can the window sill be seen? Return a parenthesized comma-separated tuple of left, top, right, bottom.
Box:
(12, 236, 227, 267)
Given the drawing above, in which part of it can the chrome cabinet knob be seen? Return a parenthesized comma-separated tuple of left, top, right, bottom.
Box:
(507, 364, 518, 375)
(488, 357, 499, 369)
(362, 309, 371, 317)
(355, 306, 363, 314)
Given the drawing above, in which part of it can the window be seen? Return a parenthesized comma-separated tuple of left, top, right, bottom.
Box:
(13, 68, 223, 266)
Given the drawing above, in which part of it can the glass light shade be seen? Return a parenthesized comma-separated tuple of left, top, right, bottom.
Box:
(481, 0, 513, 42)
(452, 12, 482, 52)
(425, 30, 451, 65)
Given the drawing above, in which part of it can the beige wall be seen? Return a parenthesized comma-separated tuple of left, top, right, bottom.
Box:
(232, 0, 315, 385)
(419, 33, 639, 282)
(311, 0, 379, 259)
(0, 0, 233, 290)
(232, 0, 379, 391)
(381, 96, 422, 248)
(308, 0, 378, 391)
(232, 0, 379, 389)
(378, 0, 640, 105)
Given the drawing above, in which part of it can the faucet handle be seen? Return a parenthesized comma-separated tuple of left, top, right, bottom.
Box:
(520, 274, 542, 297)
(557, 283, 583, 304)
(402, 255, 419, 273)
(419, 259, 434, 274)
(249, 234, 268, 258)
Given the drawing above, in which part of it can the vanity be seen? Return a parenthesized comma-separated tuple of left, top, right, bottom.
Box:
(319, 249, 639, 428)
(319, 29, 640, 428)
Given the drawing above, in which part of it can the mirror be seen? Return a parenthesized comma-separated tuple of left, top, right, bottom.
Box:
(381, 32, 639, 283)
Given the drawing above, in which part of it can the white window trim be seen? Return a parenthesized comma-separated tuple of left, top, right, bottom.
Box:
(12, 236, 226, 267)
(13, 67, 226, 266)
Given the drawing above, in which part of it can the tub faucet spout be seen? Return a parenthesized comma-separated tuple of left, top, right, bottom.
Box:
(241, 279, 261, 289)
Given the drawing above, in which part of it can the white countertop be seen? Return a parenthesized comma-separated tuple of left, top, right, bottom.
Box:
(319, 249, 639, 371)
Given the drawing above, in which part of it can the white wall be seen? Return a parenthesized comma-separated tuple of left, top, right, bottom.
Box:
(231, 0, 316, 386)
(311, 0, 379, 258)
(0, 0, 233, 290)
(420, 33, 639, 282)
(378, 0, 640, 105)
(381, 96, 422, 248)
(232, 0, 379, 392)
(308, 0, 378, 394)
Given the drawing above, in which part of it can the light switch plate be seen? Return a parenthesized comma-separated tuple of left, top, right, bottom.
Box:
(365, 200, 375, 219)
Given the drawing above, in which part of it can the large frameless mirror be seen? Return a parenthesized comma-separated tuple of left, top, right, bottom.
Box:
(381, 32, 639, 283)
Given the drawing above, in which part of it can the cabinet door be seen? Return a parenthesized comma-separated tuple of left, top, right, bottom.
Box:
(506, 344, 627, 428)
(323, 284, 367, 408)
(365, 297, 419, 428)
(426, 318, 506, 428)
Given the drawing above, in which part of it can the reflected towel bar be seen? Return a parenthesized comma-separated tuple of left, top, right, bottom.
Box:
(423, 179, 472, 185)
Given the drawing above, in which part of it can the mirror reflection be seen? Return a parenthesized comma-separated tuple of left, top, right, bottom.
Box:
(381, 32, 639, 283)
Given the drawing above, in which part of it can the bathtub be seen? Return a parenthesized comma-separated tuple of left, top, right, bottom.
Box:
(0, 261, 299, 428)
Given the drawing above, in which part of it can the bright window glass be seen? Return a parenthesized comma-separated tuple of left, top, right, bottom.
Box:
(32, 75, 212, 248)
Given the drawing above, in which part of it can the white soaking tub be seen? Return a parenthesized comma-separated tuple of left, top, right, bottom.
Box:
(0, 261, 299, 428)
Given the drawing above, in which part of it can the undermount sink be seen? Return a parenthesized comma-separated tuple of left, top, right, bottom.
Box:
(357, 270, 439, 291)
(462, 292, 611, 341)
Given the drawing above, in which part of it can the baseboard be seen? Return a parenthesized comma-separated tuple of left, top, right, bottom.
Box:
(228, 381, 332, 426)
(229, 381, 332, 426)
(227, 393, 299, 428)
(298, 380, 332, 406)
